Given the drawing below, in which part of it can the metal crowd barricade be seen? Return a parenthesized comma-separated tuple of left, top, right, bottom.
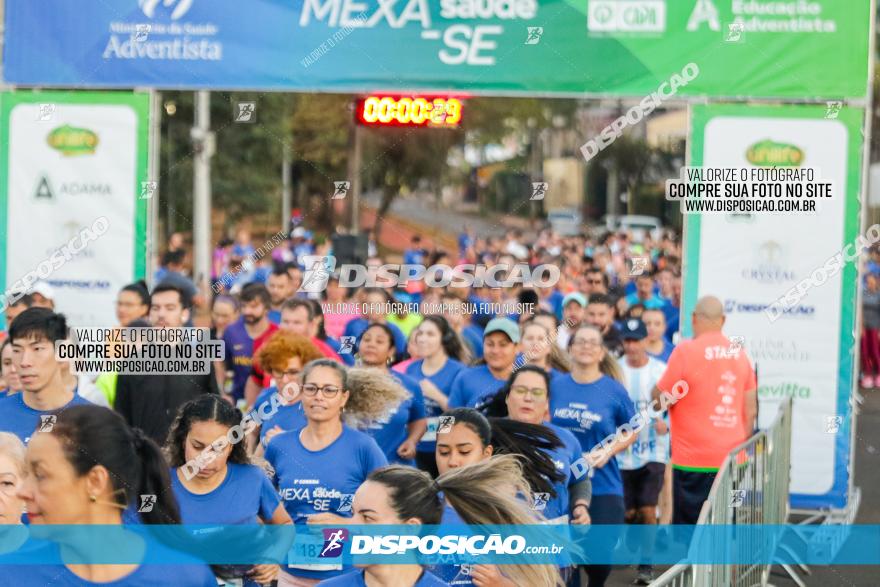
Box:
(651, 398, 793, 587)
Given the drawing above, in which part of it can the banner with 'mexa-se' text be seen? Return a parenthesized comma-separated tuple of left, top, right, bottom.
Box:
(682, 103, 864, 511)
(2, 0, 870, 99)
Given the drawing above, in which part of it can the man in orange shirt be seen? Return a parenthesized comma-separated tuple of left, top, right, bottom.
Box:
(652, 296, 757, 524)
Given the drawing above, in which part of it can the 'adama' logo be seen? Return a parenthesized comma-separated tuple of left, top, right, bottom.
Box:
(139, 0, 194, 20)
(319, 528, 348, 558)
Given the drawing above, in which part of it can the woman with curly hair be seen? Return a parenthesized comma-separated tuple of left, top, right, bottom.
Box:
(251, 331, 325, 450)
(166, 394, 292, 586)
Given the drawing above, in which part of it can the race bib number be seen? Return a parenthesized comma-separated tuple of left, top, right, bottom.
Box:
(421, 417, 439, 442)
(287, 530, 342, 572)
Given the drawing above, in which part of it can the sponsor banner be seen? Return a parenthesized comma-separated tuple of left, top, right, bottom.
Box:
(0, 91, 149, 328)
(1, 0, 869, 98)
(0, 524, 879, 564)
(684, 103, 863, 510)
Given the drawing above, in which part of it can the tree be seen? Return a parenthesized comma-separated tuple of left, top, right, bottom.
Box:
(360, 124, 463, 242)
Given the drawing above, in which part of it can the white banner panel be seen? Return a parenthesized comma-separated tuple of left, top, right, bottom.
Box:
(1, 92, 149, 329)
(685, 104, 863, 510)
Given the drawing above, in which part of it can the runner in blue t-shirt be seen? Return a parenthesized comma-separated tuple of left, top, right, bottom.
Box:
(167, 395, 293, 586)
(481, 366, 592, 527)
(0, 403, 216, 586)
(431, 411, 564, 587)
(264, 360, 387, 583)
(404, 316, 467, 477)
(357, 323, 427, 466)
(447, 318, 519, 410)
(0, 309, 92, 444)
(550, 324, 637, 587)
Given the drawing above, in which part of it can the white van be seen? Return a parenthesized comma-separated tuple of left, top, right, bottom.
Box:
(603, 215, 663, 240)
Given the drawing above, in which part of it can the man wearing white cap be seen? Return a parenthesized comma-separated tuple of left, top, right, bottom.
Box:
(29, 282, 55, 310)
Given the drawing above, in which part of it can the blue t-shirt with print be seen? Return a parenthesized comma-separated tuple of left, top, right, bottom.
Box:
(549, 374, 636, 496)
(264, 427, 387, 580)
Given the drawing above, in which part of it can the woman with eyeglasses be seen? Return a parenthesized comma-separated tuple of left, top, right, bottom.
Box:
(264, 359, 388, 586)
(550, 325, 637, 587)
(251, 331, 325, 451)
(115, 280, 150, 327)
(483, 365, 591, 527)
(317, 456, 561, 587)
(166, 394, 293, 586)
(0, 405, 217, 586)
(433, 408, 565, 586)
(404, 315, 466, 478)
(356, 323, 427, 465)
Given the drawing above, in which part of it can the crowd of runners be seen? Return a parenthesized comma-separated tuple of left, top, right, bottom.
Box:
(0, 225, 762, 587)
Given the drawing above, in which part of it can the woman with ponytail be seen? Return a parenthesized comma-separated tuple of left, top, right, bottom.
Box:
(0, 404, 216, 586)
(433, 409, 565, 586)
(483, 365, 591, 526)
(319, 455, 561, 587)
(166, 395, 292, 586)
(550, 324, 637, 587)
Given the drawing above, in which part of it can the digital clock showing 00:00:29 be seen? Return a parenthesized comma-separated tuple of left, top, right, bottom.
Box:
(358, 96, 463, 127)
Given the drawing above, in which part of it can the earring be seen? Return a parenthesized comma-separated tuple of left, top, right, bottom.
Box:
(89, 494, 97, 503)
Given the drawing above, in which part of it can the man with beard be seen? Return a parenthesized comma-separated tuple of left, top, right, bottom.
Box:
(115, 283, 219, 444)
(266, 265, 294, 324)
(586, 293, 624, 358)
(219, 283, 277, 406)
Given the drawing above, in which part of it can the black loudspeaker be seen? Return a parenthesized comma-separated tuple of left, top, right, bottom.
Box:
(331, 234, 369, 266)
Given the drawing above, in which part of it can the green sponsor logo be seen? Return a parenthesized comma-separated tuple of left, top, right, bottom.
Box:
(758, 381, 811, 399)
(746, 140, 804, 167)
(47, 125, 99, 156)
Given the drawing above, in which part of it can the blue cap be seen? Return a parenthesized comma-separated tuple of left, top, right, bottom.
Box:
(562, 292, 587, 308)
(484, 318, 521, 344)
(621, 318, 648, 340)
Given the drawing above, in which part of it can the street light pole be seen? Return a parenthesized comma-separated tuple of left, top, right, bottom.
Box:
(282, 141, 292, 235)
(192, 91, 215, 300)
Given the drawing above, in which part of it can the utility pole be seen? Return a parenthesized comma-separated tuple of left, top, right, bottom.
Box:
(282, 141, 292, 235)
(347, 115, 363, 234)
(191, 91, 215, 300)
